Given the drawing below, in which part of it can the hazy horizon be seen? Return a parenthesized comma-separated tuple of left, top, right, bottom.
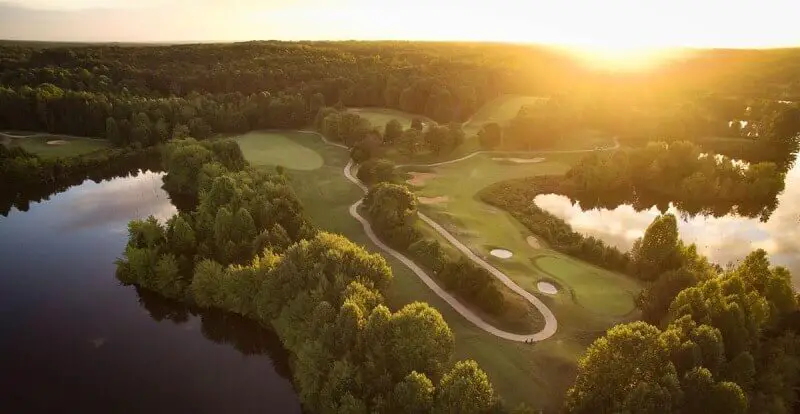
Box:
(1, 0, 799, 49)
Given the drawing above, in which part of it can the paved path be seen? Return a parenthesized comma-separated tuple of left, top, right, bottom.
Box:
(299, 130, 559, 342)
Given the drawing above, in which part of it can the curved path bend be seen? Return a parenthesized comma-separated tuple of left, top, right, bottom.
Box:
(299, 130, 561, 342)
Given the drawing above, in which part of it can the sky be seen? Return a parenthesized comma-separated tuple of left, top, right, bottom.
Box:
(0, 0, 799, 49)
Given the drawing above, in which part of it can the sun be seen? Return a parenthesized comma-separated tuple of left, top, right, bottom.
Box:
(563, 44, 683, 72)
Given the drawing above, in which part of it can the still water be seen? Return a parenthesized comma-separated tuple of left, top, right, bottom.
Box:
(0, 171, 300, 413)
(535, 162, 800, 287)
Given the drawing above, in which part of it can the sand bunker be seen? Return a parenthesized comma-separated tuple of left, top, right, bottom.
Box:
(418, 196, 449, 205)
(47, 140, 69, 146)
(491, 157, 545, 164)
(490, 249, 513, 259)
(537, 281, 558, 295)
(406, 172, 437, 186)
(526, 236, 541, 249)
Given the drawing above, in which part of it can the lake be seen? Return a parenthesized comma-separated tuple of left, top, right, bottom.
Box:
(535, 161, 800, 287)
(0, 171, 300, 413)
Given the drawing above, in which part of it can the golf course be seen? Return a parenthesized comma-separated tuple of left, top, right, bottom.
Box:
(0, 131, 109, 158)
(230, 99, 643, 411)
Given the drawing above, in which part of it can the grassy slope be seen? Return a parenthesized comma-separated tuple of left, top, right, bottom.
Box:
(234, 131, 324, 170)
(242, 131, 583, 412)
(2, 134, 109, 158)
(463, 95, 549, 135)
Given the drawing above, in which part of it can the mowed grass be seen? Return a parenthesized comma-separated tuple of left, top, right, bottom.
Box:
(405, 153, 643, 408)
(241, 131, 581, 412)
(1, 133, 109, 158)
(464, 95, 549, 134)
(234, 131, 324, 170)
(347, 107, 432, 130)
(533, 255, 638, 317)
(408, 154, 640, 316)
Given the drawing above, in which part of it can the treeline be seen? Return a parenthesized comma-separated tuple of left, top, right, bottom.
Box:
(564, 141, 785, 220)
(316, 107, 465, 161)
(478, 176, 630, 274)
(0, 143, 160, 216)
(115, 140, 518, 414)
(566, 215, 800, 413)
(0, 84, 309, 147)
(362, 181, 506, 316)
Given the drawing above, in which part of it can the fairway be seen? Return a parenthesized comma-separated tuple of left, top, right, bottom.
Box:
(533, 255, 637, 316)
(264, 131, 586, 411)
(464, 95, 548, 133)
(235, 131, 324, 170)
(1, 133, 109, 158)
(347, 107, 431, 129)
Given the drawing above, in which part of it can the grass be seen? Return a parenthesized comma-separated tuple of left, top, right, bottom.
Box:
(464, 95, 549, 134)
(404, 152, 643, 408)
(533, 255, 638, 317)
(234, 131, 324, 170)
(237, 131, 591, 412)
(347, 107, 432, 130)
(1, 132, 109, 158)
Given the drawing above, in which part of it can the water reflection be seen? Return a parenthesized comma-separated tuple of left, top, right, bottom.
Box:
(535, 162, 800, 287)
(0, 171, 300, 413)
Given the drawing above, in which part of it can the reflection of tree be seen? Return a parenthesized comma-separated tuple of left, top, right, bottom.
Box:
(0, 152, 161, 217)
(131, 286, 292, 380)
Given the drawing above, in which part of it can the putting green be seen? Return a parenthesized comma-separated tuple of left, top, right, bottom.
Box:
(1, 134, 109, 158)
(533, 255, 636, 316)
(235, 131, 323, 170)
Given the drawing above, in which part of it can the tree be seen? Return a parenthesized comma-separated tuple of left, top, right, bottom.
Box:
(191, 259, 226, 308)
(630, 214, 681, 280)
(478, 122, 502, 149)
(435, 360, 495, 414)
(565, 322, 681, 414)
(396, 128, 424, 156)
(389, 302, 454, 381)
(411, 118, 424, 131)
(357, 159, 396, 186)
(393, 371, 434, 413)
(424, 125, 455, 155)
(105, 117, 122, 146)
(384, 119, 403, 145)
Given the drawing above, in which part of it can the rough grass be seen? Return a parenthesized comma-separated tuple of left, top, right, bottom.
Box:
(347, 107, 432, 130)
(234, 131, 324, 170)
(254, 131, 587, 412)
(1, 133, 109, 158)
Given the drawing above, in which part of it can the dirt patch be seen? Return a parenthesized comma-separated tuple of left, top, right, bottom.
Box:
(491, 157, 545, 164)
(418, 196, 449, 205)
(406, 172, 438, 187)
(47, 140, 69, 146)
(526, 236, 542, 249)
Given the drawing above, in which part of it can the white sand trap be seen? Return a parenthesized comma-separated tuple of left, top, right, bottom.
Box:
(418, 196, 449, 205)
(406, 172, 437, 186)
(538, 281, 558, 295)
(490, 249, 513, 259)
(47, 140, 69, 145)
(526, 236, 541, 249)
(491, 157, 545, 164)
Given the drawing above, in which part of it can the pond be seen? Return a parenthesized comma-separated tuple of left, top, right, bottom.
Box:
(0, 171, 300, 413)
(534, 162, 800, 288)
